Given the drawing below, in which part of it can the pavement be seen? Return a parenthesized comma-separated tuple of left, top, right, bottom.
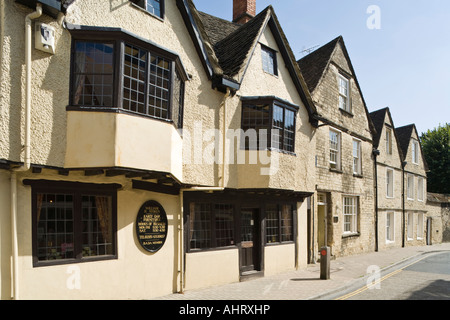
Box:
(154, 243, 450, 300)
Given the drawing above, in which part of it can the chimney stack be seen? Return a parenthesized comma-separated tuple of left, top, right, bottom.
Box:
(233, 0, 256, 24)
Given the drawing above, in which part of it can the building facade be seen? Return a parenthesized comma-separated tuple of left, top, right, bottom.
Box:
(0, 0, 318, 299)
(370, 108, 404, 250)
(298, 37, 377, 260)
(0, 0, 444, 301)
(396, 124, 429, 247)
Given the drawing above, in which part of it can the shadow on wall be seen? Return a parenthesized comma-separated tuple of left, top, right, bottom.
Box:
(110, 0, 129, 12)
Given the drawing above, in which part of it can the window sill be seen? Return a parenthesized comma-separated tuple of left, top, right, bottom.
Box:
(329, 168, 343, 174)
(130, 3, 164, 22)
(342, 232, 360, 239)
(187, 246, 238, 254)
(353, 173, 363, 178)
(265, 241, 294, 247)
(33, 255, 118, 268)
(242, 147, 297, 157)
(339, 108, 354, 117)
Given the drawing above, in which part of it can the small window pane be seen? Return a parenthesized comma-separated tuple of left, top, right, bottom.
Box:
(81, 195, 114, 257)
(261, 46, 277, 75)
(241, 104, 270, 150)
(215, 204, 234, 247)
(265, 204, 279, 244)
(343, 197, 357, 233)
(73, 42, 114, 107)
(271, 105, 284, 150)
(330, 130, 340, 169)
(189, 203, 212, 250)
(284, 109, 295, 153)
(123, 44, 147, 114)
(36, 193, 74, 261)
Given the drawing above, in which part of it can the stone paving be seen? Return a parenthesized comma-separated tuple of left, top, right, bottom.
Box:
(154, 243, 450, 300)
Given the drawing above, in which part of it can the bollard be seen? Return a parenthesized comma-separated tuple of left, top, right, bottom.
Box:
(320, 246, 330, 280)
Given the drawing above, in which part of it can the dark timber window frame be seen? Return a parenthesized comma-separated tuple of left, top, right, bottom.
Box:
(261, 44, 278, 76)
(240, 96, 298, 154)
(184, 191, 298, 254)
(68, 27, 187, 129)
(24, 180, 120, 268)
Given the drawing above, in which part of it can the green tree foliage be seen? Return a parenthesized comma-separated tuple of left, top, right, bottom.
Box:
(420, 123, 450, 194)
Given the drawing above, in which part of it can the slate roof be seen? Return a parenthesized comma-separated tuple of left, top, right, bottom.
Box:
(297, 36, 376, 136)
(395, 124, 415, 161)
(197, 12, 240, 46)
(213, 7, 270, 78)
(369, 108, 390, 148)
(178, 0, 317, 120)
(297, 36, 340, 93)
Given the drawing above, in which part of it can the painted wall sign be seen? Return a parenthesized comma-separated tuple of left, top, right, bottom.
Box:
(136, 201, 168, 253)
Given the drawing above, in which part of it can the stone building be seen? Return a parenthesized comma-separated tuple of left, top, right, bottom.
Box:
(0, 0, 318, 299)
(298, 37, 377, 260)
(370, 108, 404, 250)
(396, 124, 429, 247)
(427, 193, 450, 244)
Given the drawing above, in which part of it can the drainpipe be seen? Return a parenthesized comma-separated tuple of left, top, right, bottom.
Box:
(221, 88, 231, 188)
(10, 3, 42, 300)
(401, 161, 407, 247)
(373, 149, 380, 252)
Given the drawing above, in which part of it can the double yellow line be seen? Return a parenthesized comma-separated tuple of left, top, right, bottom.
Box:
(335, 254, 432, 300)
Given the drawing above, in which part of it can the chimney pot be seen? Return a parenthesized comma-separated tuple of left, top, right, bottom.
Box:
(233, 0, 256, 24)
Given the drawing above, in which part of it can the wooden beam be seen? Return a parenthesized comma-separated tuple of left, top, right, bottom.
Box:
(132, 180, 180, 196)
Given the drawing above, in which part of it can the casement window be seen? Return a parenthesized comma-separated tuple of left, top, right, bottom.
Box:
(188, 203, 235, 251)
(132, 0, 164, 18)
(386, 168, 394, 198)
(407, 174, 415, 200)
(343, 196, 358, 234)
(352, 139, 362, 175)
(407, 212, 414, 240)
(386, 128, 392, 155)
(338, 75, 350, 112)
(241, 98, 297, 153)
(329, 129, 341, 170)
(24, 180, 119, 267)
(417, 213, 424, 239)
(265, 204, 294, 244)
(417, 177, 424, 202)
(412, 140, 419, 164)
(70, 29, 187, 129)
(261, 45, 278, 76)
(386, 212, 395, 243)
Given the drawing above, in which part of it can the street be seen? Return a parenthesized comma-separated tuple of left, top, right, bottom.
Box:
(333, 251, 450, 300)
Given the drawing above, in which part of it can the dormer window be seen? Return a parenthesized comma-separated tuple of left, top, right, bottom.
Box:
(338, 74, 350, 112)
(132, 0, 164, 19)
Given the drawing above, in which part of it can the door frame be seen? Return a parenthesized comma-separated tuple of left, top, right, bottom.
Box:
(239, 207, 263, 275)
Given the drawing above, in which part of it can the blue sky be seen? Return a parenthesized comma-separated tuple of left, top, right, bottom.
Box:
(193, 0, 450, 135)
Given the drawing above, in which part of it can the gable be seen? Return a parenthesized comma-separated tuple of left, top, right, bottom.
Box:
(239, 24, 301, 103)
(370, 108, 403, 168)
(299, 36, 375, 139)
(396, 124, 429, 172)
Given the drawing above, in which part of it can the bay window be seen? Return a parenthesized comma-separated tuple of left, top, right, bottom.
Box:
(69, 28, 187, 129)
(241, 97, 297, 153)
